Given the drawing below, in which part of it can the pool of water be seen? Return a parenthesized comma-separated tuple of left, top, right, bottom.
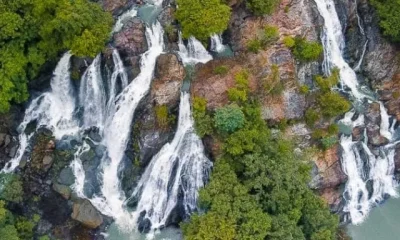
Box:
(347, 193, 400, 240)
(105, 223, 182, 240)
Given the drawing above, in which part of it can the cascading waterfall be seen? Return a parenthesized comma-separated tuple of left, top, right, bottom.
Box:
(87, 22, 165, 230)
(129, 93, 212, 232)
(2, 52, 79, 173)
(314, 0, 398, 224)
(210, 33, 226, 53)
(178, 32, 212, 65)
(113, 8, 138, 34)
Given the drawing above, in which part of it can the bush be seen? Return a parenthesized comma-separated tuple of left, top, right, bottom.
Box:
(192, 97, 213, 137)
(0, 173, 23, 203)
(327, 124, 339, 135)
(261, 25, 279, 47)
(283, 36, 295, 48)
(370, 0, 400, 42)
(214, 65, 229, 75)
(314, 68, 340, 92)
(321, 136, 338, 150)
(305, 109, 320, 127)
(299, 85, 310, 94)
(214, 104, 245, 133)
(0, 0, 113, 112)
(318, 92, 351, 118)
(228, 70, 250, 102)
(292, 37, 323, 62)
(247, 39, 262, 53)
(155, 105, 174, 130)
(175, 0, 231, 42)
(246, 0, 281, 16)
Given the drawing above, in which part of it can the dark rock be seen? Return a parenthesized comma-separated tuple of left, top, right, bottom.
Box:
(39, 191, 71, 226)
(137, 211, 151, 233)
(36, 219, 53, 236)
(58, 167, 75, 186)
(352, 126, 365, 142)
(151, 54, 185, 107)
(53, 183, 72, 200)
(42, 155, 54, 172)
(71, 199, 103, 229)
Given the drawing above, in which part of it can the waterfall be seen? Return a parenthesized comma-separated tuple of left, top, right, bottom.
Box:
(86, 22, 165, 230)
(314, 0, 398, 224)
(2, 52, 79, 173)
(314, 0, 362, 99)
(353, 40, 368, 72)
(112, 8, 138, 34)
(178, 32, 212, 65)
(79, 55, 106, 130)
(130, 92, 212, 231)
(210, 33, 226, 53)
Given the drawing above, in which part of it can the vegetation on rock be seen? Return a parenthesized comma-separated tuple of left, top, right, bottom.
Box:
(286, 36, 323, 62)
(370, 0, 400, 42)
(0, 0, 113, 112)
(246, 0, 281, 16)
(175, 0, 231, 42)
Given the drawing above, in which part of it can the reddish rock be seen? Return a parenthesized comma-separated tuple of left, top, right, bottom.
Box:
(151, 54, 185, 107)
(114, 18, 148, 58)
(103, 0, 127, 13)
(380, 74, 400, 121)
(352, 126, 364, 142)
(314, 146, 347, 189)
(320, 188, 342, 208)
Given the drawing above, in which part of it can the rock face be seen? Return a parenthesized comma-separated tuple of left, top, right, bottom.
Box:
(365, 102, 389, 146)
(151, 54, 185, 107)
(103, 0, 127, 14)
(71, 199, 104, 229)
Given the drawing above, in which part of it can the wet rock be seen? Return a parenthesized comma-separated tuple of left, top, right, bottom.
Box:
(53, 183, 71, 200)
(394, 144, 400, 172)
(42, 155, 54, 172)
(58, 167, 75, 186)
(71, 199, 103, 229)
(137, 211, 151, 233)
(310, 146, 347, 189)
(379, 74, 400, 121)
(151, 54, 185, 107)
(365, 103, 389, 146)
(115, 18, 148, 57)
(352, 126, 364, 142)
(0, 133, 6, 147)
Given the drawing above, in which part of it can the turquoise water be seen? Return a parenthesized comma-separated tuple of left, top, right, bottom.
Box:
(106, 223, 182, 240)
(348, 195, 400, 240)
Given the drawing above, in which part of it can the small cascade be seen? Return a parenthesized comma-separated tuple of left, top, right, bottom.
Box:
(314, 0, 399, 224)
(210, 33, 226, 53)
(178, 32, 212, 65)
(88, 22, 165, 230)
(353, 40, 368, 72)
(112, 8, 138, 34)
(79, 55, 106, 130)
(130, 92, 212, 231)
(2, 53, 79, 173)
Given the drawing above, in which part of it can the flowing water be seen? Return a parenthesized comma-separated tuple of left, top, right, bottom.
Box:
(178, 33, 213, 65)
(314, 0, 398, 224)
(210, 34, 226, 53)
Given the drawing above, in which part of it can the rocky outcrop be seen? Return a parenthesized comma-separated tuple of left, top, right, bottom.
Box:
(71, 199, 104, 229)
(365, 102, 389, 146)
(103, 0, 128, 14)
(151, 54, 185, 107)
(379, 73, 400, 121)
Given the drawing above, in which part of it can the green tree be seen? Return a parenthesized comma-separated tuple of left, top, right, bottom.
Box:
(214, 104, 245, 133)
(370, 0, 400, 42)
(0, 0, 113, 112)
(175, 0, 231, 42)
(246, 0, 280, 16)
(0, 225, 19, 240)
(0, 173, 23, 203)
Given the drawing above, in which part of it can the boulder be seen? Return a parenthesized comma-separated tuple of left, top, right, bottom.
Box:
(52, 183, 71, 200)
(42, 155, 54, 172)
(114, 18, 148, 57)
(71, 199, 103, 229)
(151, 54, 185, 107)
(58, 167, 75, 186)
(365, 102, 389, 146)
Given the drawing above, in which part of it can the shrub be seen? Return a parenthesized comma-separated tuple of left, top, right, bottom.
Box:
(175, 0, 231, 42)
(314, 68, 340, 92)
(192, 97, 213, 137)
(321, 136, 338, 150)
(299, 85, 310, 94)
(370, 0, 400, 42)
(247, 39, 262, 53)
(305, 109, 320, 127)
(261, 25, 279, 47)
(327, 124, 339, 135)
(246, 0, 281, 16)
(283, 36, 295, 48)
(317, 92, 351, 118)
(214, 104, 245, 133)
(0, 173, 23, 203)
(155, 105, 173, 130)
(15, 218, 34, 240)
(214, 65, 229, 75)
(292, 37, 323, 62)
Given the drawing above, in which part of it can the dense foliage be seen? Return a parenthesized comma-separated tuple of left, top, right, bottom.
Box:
(175, 0, 231, 42)
(246, 0, 280, 16)
(247, 25, 279, 53)
(0, 0, 113, 112)
(0, 173, 23, 203)
(214, 104, 245, 133)
(185, 69, 339, 239)
(285, 36, 323, 62)
(370, 0, 400, 42)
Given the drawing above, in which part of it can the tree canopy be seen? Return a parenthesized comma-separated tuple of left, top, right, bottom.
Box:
(0, 0, 113, 112)
(370, 0, 400, 42)
(175, 0, 231, 42)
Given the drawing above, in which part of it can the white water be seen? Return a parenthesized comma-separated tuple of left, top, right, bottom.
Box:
(314, 0, 362, 99)
(87, 22, 165, 230)
(79, 55, 106, 130)
(130, 93, 212, 232)
(178, 33, 212, 65)
(353, 40, 368, 72)
(113, 8, 138, 34)
(210, 34, 226, 53)
(2, 53, 79, 173)
(315, 0, 398, 224)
